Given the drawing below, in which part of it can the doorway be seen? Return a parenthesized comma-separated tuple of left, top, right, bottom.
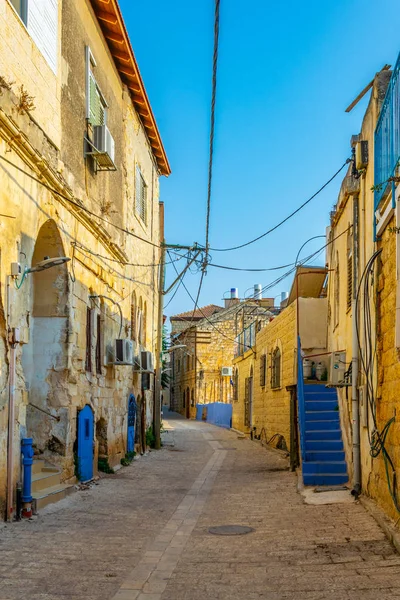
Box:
(77, 405, 94, 481)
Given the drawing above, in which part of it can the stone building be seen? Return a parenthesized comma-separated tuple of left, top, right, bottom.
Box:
(170, 300, 272, 419)
(0, 0, 169, 519)
(327, 62, 400, 519)
(232, 269, 328, 462)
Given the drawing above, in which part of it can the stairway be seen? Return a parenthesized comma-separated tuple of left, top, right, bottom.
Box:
(302, 384, 348, 486)
(32, 459, 75, 511)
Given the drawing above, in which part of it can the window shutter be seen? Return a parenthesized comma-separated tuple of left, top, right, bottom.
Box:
(28, 0, 58, 73)
(260, 354, 266, 387)
(135, 167, 147, 223)
(136, 166, 141, 215)
(347, 255, 352, 309)
(85, 308, 92, 372)
(89, 73, 105, 127)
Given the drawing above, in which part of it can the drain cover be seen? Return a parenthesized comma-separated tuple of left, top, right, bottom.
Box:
(208, 525, 254, 536)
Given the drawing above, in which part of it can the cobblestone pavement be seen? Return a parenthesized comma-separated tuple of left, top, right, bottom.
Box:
(1, 413, 400, 600)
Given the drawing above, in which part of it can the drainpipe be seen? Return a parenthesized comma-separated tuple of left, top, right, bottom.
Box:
(351, 195, 361, 496)
(6, 338, 16, 521)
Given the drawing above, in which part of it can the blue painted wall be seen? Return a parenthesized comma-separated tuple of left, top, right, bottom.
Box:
(196, 403, 232, 429)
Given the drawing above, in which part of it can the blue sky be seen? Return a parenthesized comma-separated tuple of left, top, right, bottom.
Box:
(119, 0, 399, 317)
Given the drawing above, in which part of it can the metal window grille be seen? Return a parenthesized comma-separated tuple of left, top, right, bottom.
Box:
(85, 307, 92, 372)
(244, 377, 250, 427)
(131, 300, 136, 341)
(135, 166, 147, 224)
(260, 354, 266, 387)
(96, 314, 102, 374)
(271, 348, 281, 389)
(347, 254, 353, 310)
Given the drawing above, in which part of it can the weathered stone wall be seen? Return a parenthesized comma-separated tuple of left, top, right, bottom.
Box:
(0, 0, 163, 516)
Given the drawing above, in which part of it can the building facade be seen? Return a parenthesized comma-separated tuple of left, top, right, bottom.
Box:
(0, 0, 169, 519)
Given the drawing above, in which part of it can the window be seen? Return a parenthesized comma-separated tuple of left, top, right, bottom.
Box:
(233, 368, 239, 402)
(142, 302, 147, 346)
(191, 389, 195, 407)
(9, 0, 58, 72)
(334, 251, 340, 328)
(271, 347, 281, 389)
(136, 166, 147, 224)
(9, 0, 27, 23)
(260, 354, 267, 387)
(96, 314, 102, 374)
(85, 307, 92, 372)
(347, 230, 353, 310)
(131, 293, 137, 341)
(86, 47, 107, 127)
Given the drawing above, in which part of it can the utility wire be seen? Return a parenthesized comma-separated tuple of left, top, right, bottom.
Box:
(208, 159, 351, 252)
(0, 153, 160, 249)
(189, 0, 221, 323)
(72, 241, 189, 268)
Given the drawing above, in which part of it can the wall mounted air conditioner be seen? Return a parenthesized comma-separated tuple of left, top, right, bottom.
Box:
(329, 351, 349, 386)
(221, 366, 233, 377)
(106, 339, 134, 365)
(141, 351, 154, 391)
(91, 125, 116, 170)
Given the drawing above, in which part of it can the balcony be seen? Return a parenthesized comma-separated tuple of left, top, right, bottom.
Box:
(374, 54, 400, 213)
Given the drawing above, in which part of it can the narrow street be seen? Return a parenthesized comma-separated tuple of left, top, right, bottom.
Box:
(1, 414, 399, 600)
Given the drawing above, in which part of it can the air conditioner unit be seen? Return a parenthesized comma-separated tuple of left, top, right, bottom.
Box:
(221, 366, 232, 377)
(92, 125, 116, 169)
(114, 339, 133, 365)
(141, 351, 154, 372)
(329, 351, 348, 386)
(355, 140, 368, 170)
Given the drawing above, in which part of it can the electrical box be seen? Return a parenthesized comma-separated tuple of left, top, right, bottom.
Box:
(329, 351, 347, 386)
(355, 141, 368, 170)
(11, 262, 21, 277)
(221, 367, 233, 377)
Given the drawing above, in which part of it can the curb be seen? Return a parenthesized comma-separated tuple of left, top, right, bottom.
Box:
(359, 495, 400, 554)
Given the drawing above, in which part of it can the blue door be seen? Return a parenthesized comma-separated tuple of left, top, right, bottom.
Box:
(127, 394, 137, 454)
(77, 405, 94, 481)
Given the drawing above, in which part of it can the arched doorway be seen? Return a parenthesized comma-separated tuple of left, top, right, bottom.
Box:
(22, 219, 70, 455)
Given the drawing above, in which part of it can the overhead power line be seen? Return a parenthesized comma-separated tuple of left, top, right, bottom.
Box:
(189, 0, 221, 323)
(208, 159, 351, 252)
(72, 241, 189, 268)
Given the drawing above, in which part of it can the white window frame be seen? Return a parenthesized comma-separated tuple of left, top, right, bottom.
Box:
(8, 0, 28, 24)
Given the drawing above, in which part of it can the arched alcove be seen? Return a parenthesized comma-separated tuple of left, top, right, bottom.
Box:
(23, 219, 70, 454)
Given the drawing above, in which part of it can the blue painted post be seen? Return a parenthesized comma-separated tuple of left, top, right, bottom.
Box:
(21, 438, 33, 518)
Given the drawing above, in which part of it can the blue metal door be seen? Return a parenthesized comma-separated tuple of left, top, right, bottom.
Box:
(77, 405, 94, 481)
(127, 394, 137, 454)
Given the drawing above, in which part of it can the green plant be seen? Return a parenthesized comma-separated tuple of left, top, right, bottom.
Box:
(98, 457, 114, 474)
(146, 426, 156, 449)
(120, 451, 136, 466)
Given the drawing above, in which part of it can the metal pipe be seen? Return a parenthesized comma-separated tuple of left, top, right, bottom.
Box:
(7, 341, 16, 521)
(21, 438, 33, 518)
(352, 195, 361, 495)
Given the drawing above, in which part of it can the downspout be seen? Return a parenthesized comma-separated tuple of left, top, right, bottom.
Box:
(351, 195, 361, 496)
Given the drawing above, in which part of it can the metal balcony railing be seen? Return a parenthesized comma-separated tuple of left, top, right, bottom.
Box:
(374, 54, 400, 212)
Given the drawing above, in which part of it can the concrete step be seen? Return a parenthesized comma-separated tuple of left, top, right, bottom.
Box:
(32, 483, 75, 511)
(303, 461, 347, 475)
(305, 440, 344, 452)
(32, 460, 46, 474)
(303, 473, 349, 486)
(305, 450, 345, 462)
(305, 400, 339, 411)
(32, 470, 61, 493)
(305, 410, 340, 422)
(305, 429, 342, 441)
(305, 420, 341, 431)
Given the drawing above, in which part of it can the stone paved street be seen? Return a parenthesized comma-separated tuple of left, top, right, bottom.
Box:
(1, 413, 400, 600)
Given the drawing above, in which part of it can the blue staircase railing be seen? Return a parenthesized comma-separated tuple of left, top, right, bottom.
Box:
(297, 336, 306, 463)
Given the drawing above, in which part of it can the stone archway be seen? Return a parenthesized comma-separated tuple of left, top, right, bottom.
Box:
(22, 219, 70, 455)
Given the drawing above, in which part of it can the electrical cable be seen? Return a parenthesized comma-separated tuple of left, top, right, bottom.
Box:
(0, 153, 160, 249)
(208, 159, 351, 252)
(72, 241, 189, 268)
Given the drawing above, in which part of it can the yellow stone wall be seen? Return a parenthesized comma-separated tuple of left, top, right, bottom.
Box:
(0, 0, 163, 516)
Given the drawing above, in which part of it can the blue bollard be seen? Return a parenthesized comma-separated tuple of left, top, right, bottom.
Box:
(21, 438, 33, 506)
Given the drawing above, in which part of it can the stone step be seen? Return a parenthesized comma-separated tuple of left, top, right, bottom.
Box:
(32, 470, 61, 493)
(32, 460, 46, 474)
(32, 483, 75, 511)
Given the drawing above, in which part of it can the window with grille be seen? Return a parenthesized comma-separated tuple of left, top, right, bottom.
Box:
(135, 166, 147, 224)
(95, 314, 102, 374)
(271, 347, 281, 389)
(260, 354, 266, 387)
(85, 307, 92, 372)
(347, 254, 353, 309)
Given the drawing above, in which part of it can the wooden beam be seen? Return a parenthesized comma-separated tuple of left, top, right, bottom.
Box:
(345, 64, 391, 113)
(104, 31, 124, 45)
(111, 51, 131, 63)
(96, 10, 118, 25)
